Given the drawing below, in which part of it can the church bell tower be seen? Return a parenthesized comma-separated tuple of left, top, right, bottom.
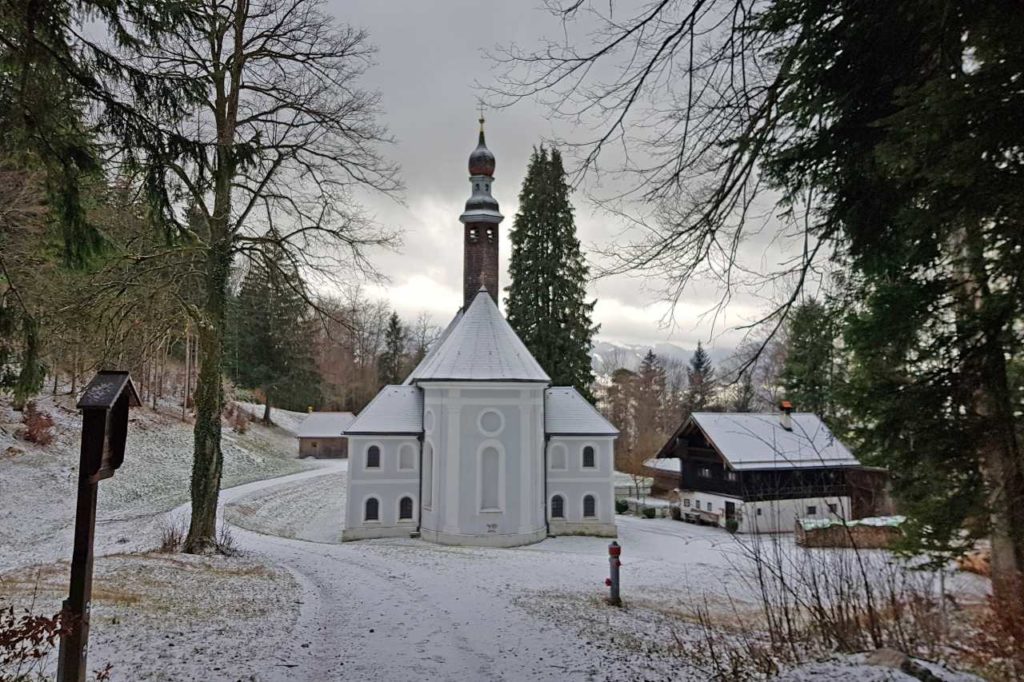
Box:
(459, 116, 503, 309)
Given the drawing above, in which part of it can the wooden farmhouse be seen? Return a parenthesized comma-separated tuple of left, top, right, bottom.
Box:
(646, 405, 891, 533)
(296, 411, 355, 458)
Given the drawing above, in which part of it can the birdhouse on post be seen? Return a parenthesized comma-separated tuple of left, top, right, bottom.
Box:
(57, 371, 140, 682)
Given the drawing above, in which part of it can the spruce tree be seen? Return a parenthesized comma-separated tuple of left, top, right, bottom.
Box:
(684, 342, 717, 412)
(780, 299, 844, 426)
(377, 312, 406, 385)
(229, 250, 320, 422)
(506, 146, 598, 400)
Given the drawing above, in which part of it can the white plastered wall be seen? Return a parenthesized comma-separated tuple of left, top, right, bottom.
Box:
(342, 435, 420, 541)
(418, 382, 548, 547)
(546, 436, 617, 538)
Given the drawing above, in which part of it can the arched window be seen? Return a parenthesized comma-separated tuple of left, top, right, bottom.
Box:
(583, 494, 596, 518)
(366, 445, 381, 469)
(485, 227, 494, 242)
(480, 446, 501, 511)
(549, 443, 567, 471)
(474, 183, 480, 191)
(551, 495, 565, 519)
(469, 227, 478, 241)
(399, 443, 416, 471)
(399, 496, 414, 520)
(582, 445, 596, 469)
(364, 497, 380, 522)
(423, 441, 433, 509)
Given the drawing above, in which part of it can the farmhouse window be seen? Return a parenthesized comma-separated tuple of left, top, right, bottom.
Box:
(365, 498, 380, 522)
(399, 496, 414, 520)
(582, 446, 596, 468)
(551, 495, 565, 518)
(756, 507, 763, 516)
(583, 494, 596, 518)
(806, 505, 817, 516)
(706, 502, 712, 511)
(698, 467, 711, 478)
(366, 445, 381, 469)
(725, 471, 737, 482)
(311, 441, 318, 448)
(683, 499, 690, 508)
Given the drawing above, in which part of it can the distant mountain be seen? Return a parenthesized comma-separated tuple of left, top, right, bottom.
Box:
(590, 340, 732, 380)
(591, 341, 692, 374)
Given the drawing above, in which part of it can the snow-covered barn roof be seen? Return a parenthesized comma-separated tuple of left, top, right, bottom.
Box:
(684, 412, 859, 470)
(405, 288, 550, 383)
(344, 386, 423, 435)
(544, 387, 619, 436)
(643, 457, 680, 472)
(296, 412, 355, 439)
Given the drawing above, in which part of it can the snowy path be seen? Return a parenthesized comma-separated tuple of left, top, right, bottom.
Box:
(173, 463, 605, 681)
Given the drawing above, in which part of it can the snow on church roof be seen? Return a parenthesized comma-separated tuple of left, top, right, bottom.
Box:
(344, 386, 423, 435)
(405, 288, 550, 383)
(545, 387, 619, 436)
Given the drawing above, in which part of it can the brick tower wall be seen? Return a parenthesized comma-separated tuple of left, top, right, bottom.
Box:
(463, 221, 500, 308)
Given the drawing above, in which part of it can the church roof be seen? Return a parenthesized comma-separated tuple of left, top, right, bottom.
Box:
(544, 387, 619, 436)
(406, 289, 550, 383)
(296, 411, 355, 439)
(344, 386, 423, 435)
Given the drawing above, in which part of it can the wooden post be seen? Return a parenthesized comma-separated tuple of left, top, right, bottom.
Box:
(56, 410, 104, 682)
(57, 372, 140, 682)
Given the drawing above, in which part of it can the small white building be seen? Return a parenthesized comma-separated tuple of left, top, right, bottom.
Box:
(341, 120, 618, 547)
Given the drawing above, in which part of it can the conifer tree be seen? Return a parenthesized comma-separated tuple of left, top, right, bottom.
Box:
(228, 250, 320, 423)
(780, 299, 844, 426)
(377, 312, 406, 385)
(685, 342, 717, 412)
(506, 146, 598, 400)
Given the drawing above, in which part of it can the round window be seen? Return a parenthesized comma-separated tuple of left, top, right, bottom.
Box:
(478, 409, 504, 436)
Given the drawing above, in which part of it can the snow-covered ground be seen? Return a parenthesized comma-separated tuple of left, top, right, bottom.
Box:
(215, 465, 989, 681)
(0, 395, 312, 573)
(1, 397, 991, 681)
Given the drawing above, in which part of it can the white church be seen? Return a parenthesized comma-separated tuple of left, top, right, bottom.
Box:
(342, 119, 619, 547)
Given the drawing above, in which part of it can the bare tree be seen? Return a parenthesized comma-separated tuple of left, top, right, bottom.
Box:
(490, 0, 826, 359)
(126, 0, 400, 552)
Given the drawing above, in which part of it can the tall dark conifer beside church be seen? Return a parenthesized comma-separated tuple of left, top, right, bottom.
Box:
(506, 147, 597, 401)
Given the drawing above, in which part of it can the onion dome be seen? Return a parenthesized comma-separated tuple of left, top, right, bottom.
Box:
(468, 117, 496, 177)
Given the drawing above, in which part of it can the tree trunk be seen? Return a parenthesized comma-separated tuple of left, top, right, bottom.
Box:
(973, 338, 1024, 603)
(262, 395, 271, 424)
(958, 227, 1024, 604)
(183, 239, 232, 554)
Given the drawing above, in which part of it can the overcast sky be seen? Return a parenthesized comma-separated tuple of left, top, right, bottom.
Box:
(331, 1, 806, 354)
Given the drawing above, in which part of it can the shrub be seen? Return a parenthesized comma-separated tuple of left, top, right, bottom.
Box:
(642, 507, 656, 519)
(670, 506, 682, 521)
(725, 518, 739, 534)
(615, 499, 629, 514)
(159, 519, 186, 553)
(0, 604, 65, 678)
(18, 402, 55, 445)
